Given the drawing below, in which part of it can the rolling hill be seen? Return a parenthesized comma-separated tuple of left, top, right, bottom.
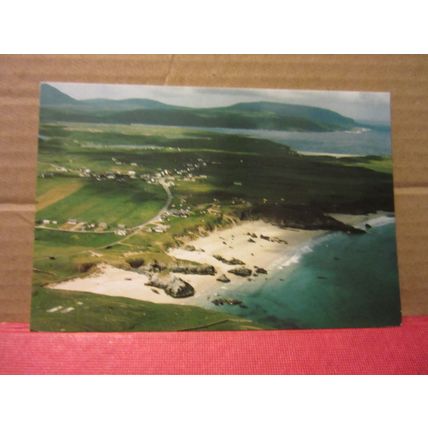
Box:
(40, 83, 357, 131)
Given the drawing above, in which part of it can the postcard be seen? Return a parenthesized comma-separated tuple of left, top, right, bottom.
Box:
(30, 83, 401, 331)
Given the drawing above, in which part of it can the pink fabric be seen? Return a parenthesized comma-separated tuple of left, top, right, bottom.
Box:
(0, 317, 427, 374)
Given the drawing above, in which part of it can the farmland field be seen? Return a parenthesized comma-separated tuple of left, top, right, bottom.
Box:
(36, 179, 166, 227)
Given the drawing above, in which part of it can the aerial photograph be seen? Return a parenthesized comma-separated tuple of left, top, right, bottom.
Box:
(30, 82, 401, 331)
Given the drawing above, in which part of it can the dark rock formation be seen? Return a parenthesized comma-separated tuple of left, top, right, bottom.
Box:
(239, 205, 367, 234)
(150, 260, 167, 272)
(127, 258, 144, 268)
(184, 244, 197, 251)
(255, 267, 268, 274)
(213, 254, 245, 265)
(171, 264, 216, 275)
(216, 274, 231, 283)
(212, 297, 243, 306)
(248, 238, 256, 243)
(147, 273, 195, 298)
(228, 267, 252, 277)
(271, 237, 288, 244)
(78, 262, 96, 273)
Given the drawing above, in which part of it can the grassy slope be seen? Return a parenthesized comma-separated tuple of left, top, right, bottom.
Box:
(338, 156, 393, 174)
(36, 179, 165, 227)
(36, 177, 84, 210)
(31, 287, 266, 332)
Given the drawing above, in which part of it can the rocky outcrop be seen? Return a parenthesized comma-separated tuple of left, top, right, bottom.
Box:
(184, 244, 197, 251)
(149, 260, 167, 272)
(216, 274, 231, 283)
(239, 205, 367, 234)
(248, 238, 256, 243)
(247, 232, 257, 239)
(259, 234, 287, 244)
(213, 254, 245, 265)
(78, 262, 96, 273)
(212, 297, 243, 306)
(147, 273, 195, 298)
(228, 267, 252, 277)
(255, 267, 268, 274)
(171, 263, 216, 275)
(127, 258, 145, 268)
(271, 237, 288, 244)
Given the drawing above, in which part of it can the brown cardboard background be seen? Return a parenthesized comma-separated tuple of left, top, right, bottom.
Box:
(0, 54, 427, 323)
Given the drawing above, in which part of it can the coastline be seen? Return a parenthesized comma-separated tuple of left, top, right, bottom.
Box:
(47, 213, 393, 307)
(168, 220, 325, 299)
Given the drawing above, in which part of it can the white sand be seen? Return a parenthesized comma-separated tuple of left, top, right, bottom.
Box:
(168, 220, 325, 295)
(48, 215, 390, 305)
(297, 151, 358, 158)
(48, 221, 324, 305)
(48, 263, 179, 305)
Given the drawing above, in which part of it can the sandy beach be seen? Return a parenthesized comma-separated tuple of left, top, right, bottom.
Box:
(48, 214, 390, 306)
(48, 220, 324, 305)
(168, 220, 325, 296)
(47, 263, 181, 305)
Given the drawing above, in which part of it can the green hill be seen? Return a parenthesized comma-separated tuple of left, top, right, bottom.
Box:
(40, 83, 79, 106)
(40, 83, 357, 131)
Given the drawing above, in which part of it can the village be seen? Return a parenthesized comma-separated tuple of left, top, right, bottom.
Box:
(36, 155, 212, 236)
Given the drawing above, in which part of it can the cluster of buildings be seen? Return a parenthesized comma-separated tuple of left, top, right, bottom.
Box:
(37, 217, 129, 236)
(172, 158, 208, 182)
(39, 155, 211, 189)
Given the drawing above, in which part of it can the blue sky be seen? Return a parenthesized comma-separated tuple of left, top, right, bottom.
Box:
(49, 82, 391, 123)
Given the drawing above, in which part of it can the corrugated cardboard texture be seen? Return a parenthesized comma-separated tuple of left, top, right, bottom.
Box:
(0, 54, 427, 323)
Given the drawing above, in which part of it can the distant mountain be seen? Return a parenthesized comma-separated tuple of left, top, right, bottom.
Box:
(40, 84, 79, 106)
(40, 84, 358, 132)
(227, 101, 355, 128)
(40, 84, 176, 111)
(80, 98, 177, 111)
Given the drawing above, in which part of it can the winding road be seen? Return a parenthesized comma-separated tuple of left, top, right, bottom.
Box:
(34, 179, 174, 261)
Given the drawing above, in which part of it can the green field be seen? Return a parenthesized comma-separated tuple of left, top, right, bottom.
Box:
(36, 179, 165, 227)
(31, 287, 265, 332)
(339, 155, 393, 174)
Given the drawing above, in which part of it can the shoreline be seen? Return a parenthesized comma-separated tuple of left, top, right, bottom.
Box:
(168, 220, 325, 300)
(47, 213, 393, 307)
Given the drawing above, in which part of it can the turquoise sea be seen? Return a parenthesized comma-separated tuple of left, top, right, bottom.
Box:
(207, 219, 401, 329)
